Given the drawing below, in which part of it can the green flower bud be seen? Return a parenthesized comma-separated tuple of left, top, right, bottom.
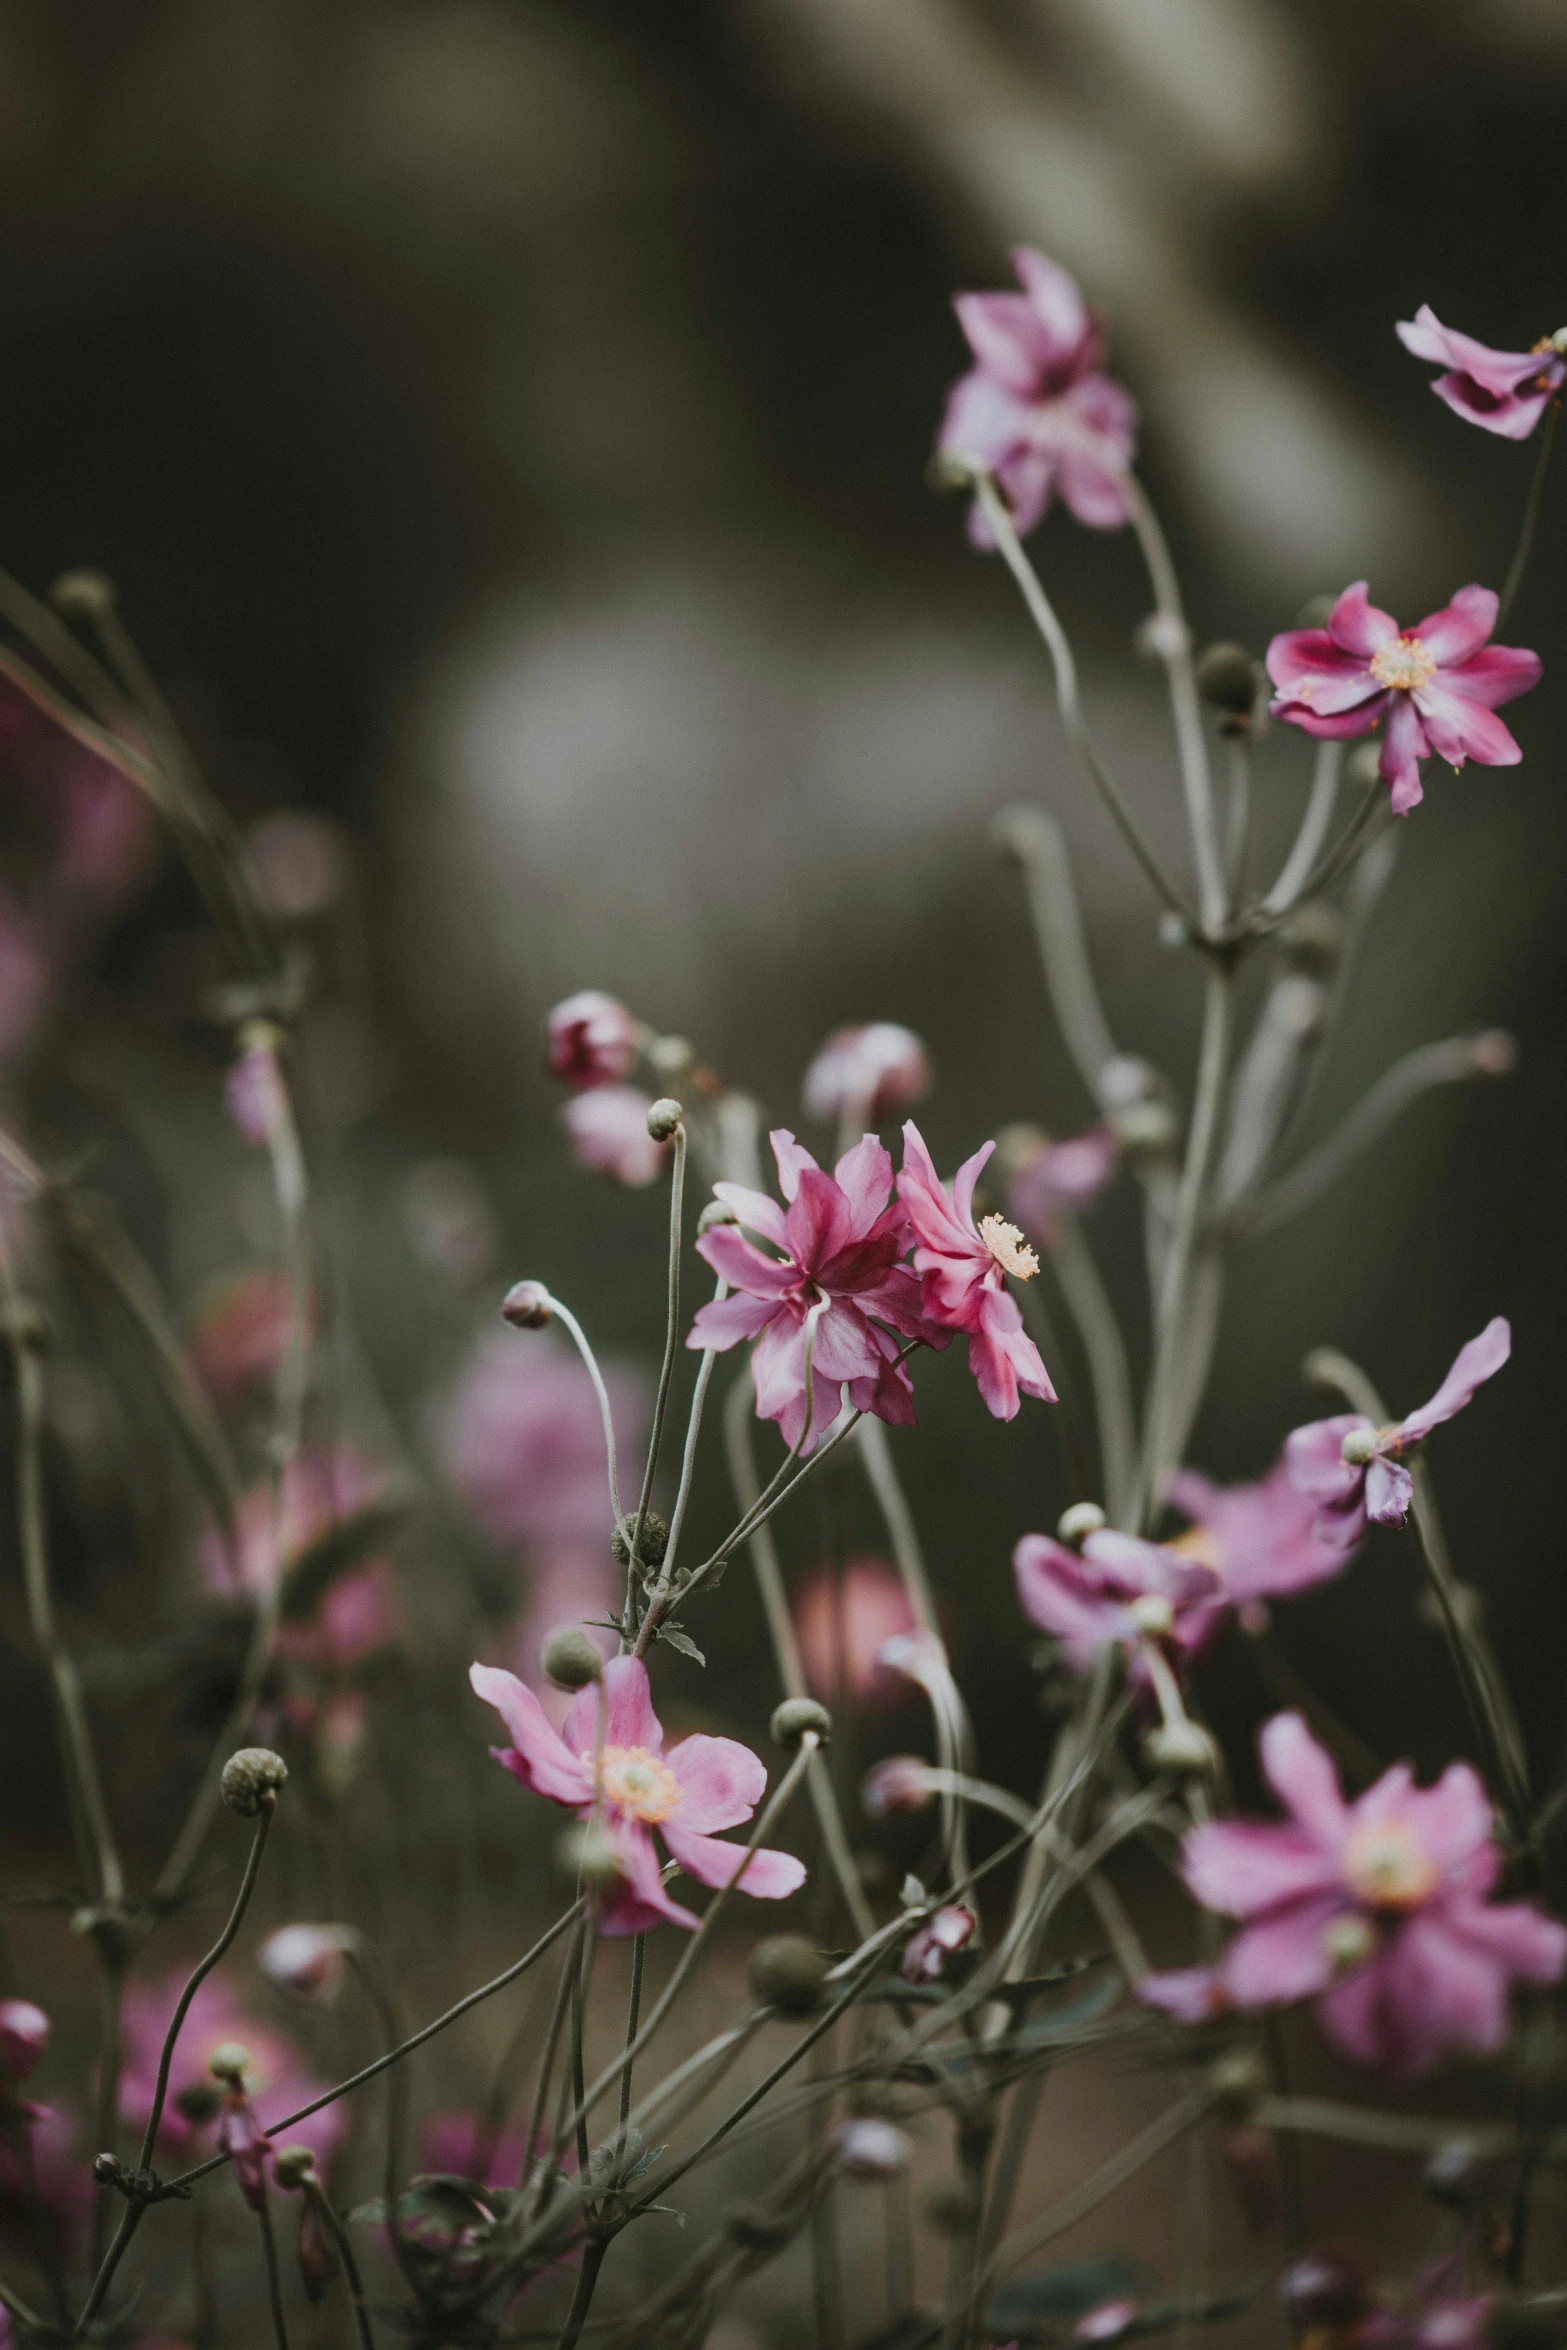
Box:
(770, 1696, 831, 1750)
(220, 1747, 288, 1816)
(748, 1935, 829, 2015)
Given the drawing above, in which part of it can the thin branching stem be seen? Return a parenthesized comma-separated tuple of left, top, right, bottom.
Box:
(624, 1125, 688, 1612)
(1261, 741, 1342, 916)
(1500, 398, 1560, 627)
(1125, 475, 1226, 931)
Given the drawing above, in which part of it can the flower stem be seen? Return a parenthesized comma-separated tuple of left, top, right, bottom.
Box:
(619, 1937, 646, 2132)
(1125, 475, 1226, 932)
(623, 1125, 688, 1622)
(1260, 741, 1341, 916)
(1499, 397, 1560, 627)
(556, 2234, 608, 2350)
(255, 2198, 292, 2350)
(304, 2181, 378, 2350)
(544, 1295, 624, 1523)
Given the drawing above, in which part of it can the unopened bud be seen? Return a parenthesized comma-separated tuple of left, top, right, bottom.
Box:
(500, 1279, 553, 1330)
(901, 1904, 976, 1986)
(557, 1819, 624, 1893)
(1470, 1029, 1517, 1077)
(1280, 2249, 1373, 2332)
(1157, 911, 1190, 951)
(1135, 611, 1190, 663)
(833, 2117, 910, 2179)
(208, 2041, 251, 2085)
(749, 1935, 829, 2015)
(220, 1747, 287, 1816)
(697, 1198, 738, 1233)
(175, 2081, 224, 2126)
(611, 1510, 668, 1568)
(1057, 1501, 1106, 1544)
(861, 1756, 933, 1818)
(272, 2145, 317, 2189)
(1195, 642, 1259, 717)
(771, 1696, 831, 1750)
(1076, 2302, 1140, 2346)
(51, 569, 117, 620)
(990, 803, 1051, 864)
(93, 2151, 127, 2187)
(1218, 2122, 1279, 2238)
(1141, 1718, 1219, 1778)
(1127, 1594, 1174, 1639)
(646, 1097, 683, 1142)
(259, 1923, 356, 2003)
(540, 1626, 605, 1690)
(1323, 1914, 1377, 1971)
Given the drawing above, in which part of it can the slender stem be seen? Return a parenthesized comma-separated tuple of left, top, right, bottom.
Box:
(974, 475, 1191, 925)
(557, 2236, 608, 2350)
(1223, 735, 1251, 896)
(255, 2198, 292, 2350)
(619, 1938, 646, 2132)
(1262, 785, 1384, 925)
(73, 2204, 144, 2335)
(304, 2181, 377, 2350)
(1261, 742, 1341, 916)
(633, 1274, 726, 1655)
(1499, 397, 1560, 627)
(1125, 476, 1225, 931)
(545, 1296, 624, 1523)
(91, 1962, 126, 2266)
(1049, 1218, 1136, 1521)
(566, 1915, 595, 2183)
(343, 1948, 415, 2292)
(624, 1126, 688, 1616)
(522, 1926, 583, 2196)
(993, 805, 1118, 1099)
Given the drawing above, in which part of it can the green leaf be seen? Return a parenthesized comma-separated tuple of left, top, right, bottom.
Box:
(657, 1626, 706, 1666)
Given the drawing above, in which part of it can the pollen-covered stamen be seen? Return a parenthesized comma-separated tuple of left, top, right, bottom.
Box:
(596, 1744, 682, 1826)
(978, 1213, 1039, 1281)
(1321, 1912, 1378, 1971)
(1342, 1818, 1440, 1911)
(1368, 634, 1439, 695)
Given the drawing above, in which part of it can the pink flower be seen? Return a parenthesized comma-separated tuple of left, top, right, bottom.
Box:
(1138, 1712, 1567, 2075)
(1014, 1527, 1223, 1676)
(201, 1447, 400, 1658)
(1285, 1318, 1510, 1547)
(897, 1123, 1056, 1420)
(1397, 306, 1567, 441)
(803, 1024, 931, 1126)
(188, 1267, 314, 1408)
(0, 2101, 90, 2266)
(0, 2000, 48, 2083)
(119, 1970, 344, 2171)
(901, 1903, 976, 1984)
(225, 1027, 289, 1147)
(862, 1755, 936, 1818)
(689, 1130, 936, 1453)
(563, 1084, 667, 1187)
(546, 990, 640, 1089)
(793, 1559, 918, 1704)
(218, 2089, 271, 2210)
(1164, 1456, 1358, 1619)
(445, 1331, 645, 1552)
(937, 247, 1138, 542)
(1005, 1125, 1119, 1247)
(1266, 584, 1541, 816)
(470, 1654, 806, 1934)
(258, 1923, 354, 2003)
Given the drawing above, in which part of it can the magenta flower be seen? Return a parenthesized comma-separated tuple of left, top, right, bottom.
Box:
(1397, 306, 1567, 441)
(562, 1084, 668, 1188)
(119, 1970, 344, 2172)
(1014, 1527, 1223, 1677)
(471, 1654, 806, 1934)
(188, 1266, 311, 1408)
(1285, 1318, 1510, 1547)
(1266, 583, 1541, 816)
(1138, 1712, 1566, 2075)
(690, 1130, 936, 1453)
(937, 247, 1137, 543)
(546, 990, 640, 1089)
(1005, 1124, 1119, 1248)
(803, 1023, 931, 1126)
(1164, 1457, 1358, 1622)
(897, 1122, 1056, 1420)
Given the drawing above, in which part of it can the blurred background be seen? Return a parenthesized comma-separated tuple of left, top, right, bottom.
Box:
(2, 0, 1566, 2332)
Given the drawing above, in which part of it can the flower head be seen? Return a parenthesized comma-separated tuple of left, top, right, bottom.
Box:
(803, 1024, 931, 1126)
(470, 1654, 806, 1934)
(901, 1903, 976, 1984)
(119, 1970, 344, 2171)
(689, 1130, 937, 1454)
(937, 248, 1137, 543)
(1266, 586, 1541, 816)
(1014, 1527, 1224, 1677)
(897, 1122, 1056, 1420)
(1286, 1318, 1509, 1547)
(546, 990, 640, 1089)
(446, 1331, 645, 1554)
(0, 2001, 48, 2085)
(1004, 1124, 1119, 1248)
(1139, 1712, 1567, 2074)
(1397, 306, 1567, 441)
(563, 1084, 668, 1187)
(1164, 1456, 1358, 1619)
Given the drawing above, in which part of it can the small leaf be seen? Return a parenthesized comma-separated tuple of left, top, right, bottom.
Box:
(657, 1626, 706, 1666)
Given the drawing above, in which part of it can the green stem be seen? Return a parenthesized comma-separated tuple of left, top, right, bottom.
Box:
(1499, 397, 1560, 627)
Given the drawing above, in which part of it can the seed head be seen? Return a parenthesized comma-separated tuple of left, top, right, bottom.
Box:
(272, 2145, 317, 2190)
(220, 1747, 287, 1816)
(646, 1097, 683, 1142)
(541, 1626, 606, 1690)
(770, 1696, 831, 1750)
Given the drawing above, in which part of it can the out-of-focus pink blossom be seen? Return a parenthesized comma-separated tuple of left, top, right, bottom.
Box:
(1164, 1456, 1357, 1622)
(862, 1754, 936, 1818)
(275, 1564, 402, 1678)
(201, 1445, 394, 1614)
(471, 1654, 806, 1935)
(445, 1332, 645, 1553)
(793, 1560, 918, 1704)
(546, 990, 640, 1090)
(225, 1025, 289, 1148)
(937, 247, 1138, 543)
(188, 1266, 312, 1408)
(0, 891, 47, 1062)
(1397, 307, 1567, 440)
(1266, 585, 1541, 816)
(1285, 1318, 1510, 1547)
(563, 1084, 667, 1187)
(1138, 1712, 1567, 2074)
(833, 2117, 910, 2178)
(0, 2000, 48, 2083)
(897, 1123, 1055, 1421)
(1005, 1125, 1119, 1247)
(244, 811, 347, 919)
(418, 2108, 530, 2188)
(0, 2100, 90, 2266)
(1358, 2259, 1494, 2350)
(803, 1024, 931, 1126)
(258, 1924, 354, 2003)
(1014, 1527, 1222, 1677)
(1075, 2301, 1140, 2345)
(690, 1130, 937, 1453)
(119, 1970, 345, 2171)
(901, 1903, 976, 1984)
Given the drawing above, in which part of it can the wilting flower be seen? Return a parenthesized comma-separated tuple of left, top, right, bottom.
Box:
(690, 1131, 936, 1453)
(937, 247, 1137, 542)
(562, 1084, 667, 1187)
(803, 1024, 931, 1126)
(1164, 1457, 1358, 1625)
(1138, 1712, 1567, 2074)
(901, 1903, 976, 1984)
(1014, 1527, 1223, 1675)
(1397, 307, 1567, 441)
(1004, 1124, 1119, 1247)
(119, 1970, 344, 2171)
(471, 1654, 807, 1933)
(898, 1123, 1055, 1420)
(188, 1267, 312, 1408)
(1286, 1318, 1510, 1547)
(794, 1560, 918, 1704)
(546, 990, 640, 1089)
(1266, 584, 1541, 816)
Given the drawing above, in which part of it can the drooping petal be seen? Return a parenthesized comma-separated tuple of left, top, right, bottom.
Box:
(562, 1654, 662, 1758)
(469, 1664, 592, 1805)
(1182, 1822, 1344, 1920)
(686, 1290, 781, 1354)
(660, 1823, 806, 1898)
(1363, 1455, 1414, 1526)
(1327, 581, 1400, 659)
(749, 1306, 811, 1431)
(1217, 1896, 1347, 2007)
(1412, 585, 1498, 665)
(1394, 308, 1542, 395)
(1431, 371, 1556, 441)
(1413, 686, 1524, 771)
(1380, 694, 1430, 813)
(1056, 445, 1133, 531)
(666, 1734, 767, 1832)
(599, 1818, 701, 1935)
(1398, 1318, 1511, 1443)
(1382, 1914, 1511, 2070)
(898, 1122, 979, 1257)
(939, 369, 1034, 473)
(1259, 1712, 1349, 1851)
(968, 1291, 1054, 1417)
(1312, 1942, 1403, 2070)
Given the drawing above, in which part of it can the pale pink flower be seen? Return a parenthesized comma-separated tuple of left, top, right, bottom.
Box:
(188, 1266, 313, 1408)
(119, 1970, 344, 2171)
(1164, 1456, 1358, 1621)
(803, 1024, 931, 1126)
(1005, 1125, 1119, 1247)
(862, 1754, 936, 1818)
(1397, 306, 1567, 441)
(793, 1559, 918, 1704)
(901, 1903, 976, 1984)
(258, 1924, 355, 2003)
(1266, 584, 1541, 816)
(0, 2000, 48, 2082)
(690, 1130, 937, 1453)
(546, 990, 640, 1089)
(201, 1446, 397, 1633)
(1014, 1526, 1223, 1677)
(937, 247, 1137, 543)
(471, 1655, 806, 1934)
(897, 1122, 1055, 1420)
(1285, 1318, 1510, 1547)
(444, 1331, 645, 1552)
(1138, 1712, 1566, 2075)
(563, 1084, 667, 1187)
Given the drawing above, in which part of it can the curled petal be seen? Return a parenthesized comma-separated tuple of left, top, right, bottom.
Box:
(1380, 695, 1431, 813)
(1327, 581, 1400, 659)
(1414, 687, 1524, 771)
(470, 1665, 592, 1805)
(710, 1181, 790, 1249)
(1363, 1454, 1414, 1526)
(1399, 1317, 1511, 1443)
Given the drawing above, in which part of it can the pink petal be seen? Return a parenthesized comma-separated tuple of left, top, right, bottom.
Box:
(1442, 644, 1544, 710)
(667, 1734, 767, 1832)
(939, 369, 1034, 471)
(1412, 585, 1497, 665)
(1218, 1896, 1347, 2007)
(1137, 1965, 1225, 2024)
(1083, 1529, 1218, 1610)
(805, 1299, 882, 1387)
(711, 1181, 789, 1249)
(969, 1290, 1054, 1417)
(950, 1139, 995, 1234)
(768, 1129, 819, 1205)
(1413, 686, 1523, 771)
(1400, 1318, 1511, 1442)
(1439, 1898, 1567, 1984)
(599, 1819, 700, 1935)
(833, 1134, 896, 1235)
(1363, 1455, 1414, 1526)
(1380, 695, 1429, 812)
(784, 1166, 855, 1276)
(748, 1307, 810, 1427)
(1385, 1914, 1511, 2068)
(660, 1823, 806, 1898)
(694, 1226, 796, 1298)
(1395, 308, 1541, 392)
(1013, 1535, 1129, 1654)
(1183, 1822, 1343, 1920)
(1313, 1942, 1404, 2070)
(1011, 247, 1093, 358)
(1432, 372, 1556, 441)
(897, 1122, 977, 1257)
(1056, 451, 1133, 531)
(953, 290, 1060, 397)
(686, 1290, 781, 1353)
(562, 1654, 661, 1757)
(469, 1664, 591, 1805)
(1284, 1417, 1369, 1502)
(1327, 582, 1400, 659)
(1377, 1763, 1494, 1877)
(1259, 1712, 1348, 1850)
(1264, 633, 1381, 718)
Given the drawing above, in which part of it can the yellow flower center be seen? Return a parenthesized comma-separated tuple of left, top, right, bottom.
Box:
(978, 1213, 1039, 1281)
(596, 1744, 682, 1826)
(1368, 635, 1438, 695)
(1341, 1819, 1439, 1911)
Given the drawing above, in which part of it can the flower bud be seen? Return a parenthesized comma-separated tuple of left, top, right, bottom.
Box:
(259, 1923, 355, 2003)
(861, 1756, 933, 1818)
(1195, 643, 1259, 717)
(298, 2191, 339, 2299)
(646, 1097, 684, 1142)
(1157, 911, 1190, 950)
(833, 2117, 909, 2180)
(749, 1935, 830, 2015)
(557, 1819, 624, 1893)
(1127, 1594, 1174, 1639)
(500, 1279, 553, 1330)
(218, 2092, 269, 2210)
(802, 1024, 931, 1125)
(540, 1626, 605, 1690)
(175, 2081, 224, 2126)
(1135, 612, 1191, 662)
(1346, 741, 1382, 789)
(220, 1748, 288, 1816)
(272, 2144, 317, 2189)
(93, 2151, 127, 2187)
(1057, 1501, 1106, 1544)
(1470, 1029, 1517, 1078)
(0, 1999, 50, 2082)
(51, 568, 117, 620)
(1141, 1718, 1219, 1779)
(697, 1198, 738, 1233)
(771, 1696, 832, 1750)
(208, 2042, 252, 2085)
(611, 1510, 669, 1568)
(545, 991, 639, 1090)
(1322, 1914, 1377, 1971)
(1218, 2122, 1279, 2237)
(901, 1904, 976, 1985)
